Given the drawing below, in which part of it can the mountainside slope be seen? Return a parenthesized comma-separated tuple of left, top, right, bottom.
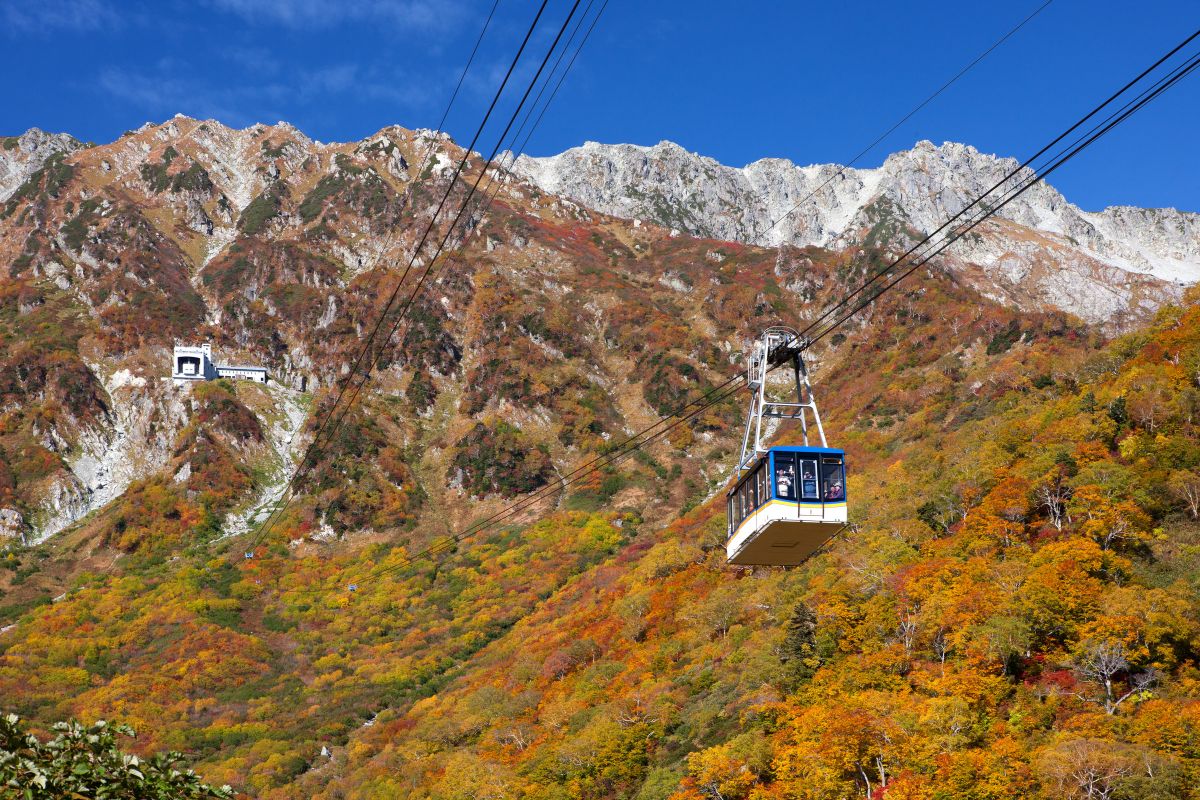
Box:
(0, 116, 473, 543)
(0, 118, 1198, 799)
(300, 297, 1200, 800)
(515, 139, 1200, 324)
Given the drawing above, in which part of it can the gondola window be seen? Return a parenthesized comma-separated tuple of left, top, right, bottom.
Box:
(775, 452, 796, 500)
(822, 457, 845, 501)
(800, 458, 819, 500)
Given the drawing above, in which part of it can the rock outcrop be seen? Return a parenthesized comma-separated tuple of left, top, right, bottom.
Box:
(515, 139, 1200, 323)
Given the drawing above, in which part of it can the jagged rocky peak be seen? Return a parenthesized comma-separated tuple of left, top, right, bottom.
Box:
(513, 138, 1200, 322)
(7, 127, 82, 156)
(86, 117, 448, 215)
(0, 127, 83, 201)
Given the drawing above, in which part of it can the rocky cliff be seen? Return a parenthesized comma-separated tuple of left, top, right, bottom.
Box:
(515, 139, 1200, 323)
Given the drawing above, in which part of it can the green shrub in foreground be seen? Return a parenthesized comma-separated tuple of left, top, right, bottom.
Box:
(0, 714, 231, 799)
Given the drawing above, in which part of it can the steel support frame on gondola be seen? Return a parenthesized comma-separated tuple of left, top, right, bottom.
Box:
(736, 326, 826, 477)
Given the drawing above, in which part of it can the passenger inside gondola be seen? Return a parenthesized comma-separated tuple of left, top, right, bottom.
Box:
(823, 459, 845, 500)
(775, 456, 796, 500)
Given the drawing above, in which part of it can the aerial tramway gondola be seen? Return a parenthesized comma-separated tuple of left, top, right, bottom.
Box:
(726, 327, 847, 566)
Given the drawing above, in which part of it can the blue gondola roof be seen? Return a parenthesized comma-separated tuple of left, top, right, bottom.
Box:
(729, 446, 846, 495)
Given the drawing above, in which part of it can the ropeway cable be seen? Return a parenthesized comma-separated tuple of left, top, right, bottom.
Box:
(356, 0, 609, 385)
(243, 0, 558, 556)
(469, 0, 610, 227)
(374, 377, 747, 571)
(262, 2, 638, 593)
(747, 0, 1055, 246)
(273, 0, 593, 524)
(312, 0, 505, 409)
(280, 373, 749, 595)
(787, 31, 1200, 350)
(776, 28, 1200, 357)
(356, 27, 1200, 586)
(805, 42, 1200, 348)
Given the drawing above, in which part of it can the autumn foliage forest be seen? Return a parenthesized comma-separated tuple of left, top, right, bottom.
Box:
(1, 119, 1199, 799)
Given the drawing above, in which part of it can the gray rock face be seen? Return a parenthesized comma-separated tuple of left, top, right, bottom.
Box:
(0, 128, 83, 202)
(29, 365, 188, 543)
(514, 140, 1200, 323)
(0, 508, 22, 540)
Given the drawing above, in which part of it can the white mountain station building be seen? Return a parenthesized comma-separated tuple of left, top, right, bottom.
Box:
(172, 343, 268, 384)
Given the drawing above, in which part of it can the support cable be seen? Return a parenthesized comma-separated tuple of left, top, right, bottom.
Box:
(806, 44, 1200, 347)
(363, 28, 1200, 586)
(285, 0, 586, 512)
(372, 0, 609, 365)
(243, 0, 556, 555)
(778, 28, 1200, 356)
(748, 0, 1055, 246)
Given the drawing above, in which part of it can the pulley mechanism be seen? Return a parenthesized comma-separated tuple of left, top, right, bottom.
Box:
(735, 326, 826, 479)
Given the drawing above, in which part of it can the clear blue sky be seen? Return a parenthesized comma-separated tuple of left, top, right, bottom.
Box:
(2, 0, 1197, 212)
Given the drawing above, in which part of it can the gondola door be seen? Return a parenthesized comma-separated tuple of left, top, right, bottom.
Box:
(797, 453, 821, 520)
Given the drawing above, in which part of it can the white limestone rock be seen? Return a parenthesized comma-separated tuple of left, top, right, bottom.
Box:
(514, 139, 1200, 324)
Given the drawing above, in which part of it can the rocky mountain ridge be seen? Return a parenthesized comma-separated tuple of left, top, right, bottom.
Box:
(0, 115, 782, 547)
(515, 139, 1200, 323)
(7, 121, 1199, 325)
(0, 128, 82, 203)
